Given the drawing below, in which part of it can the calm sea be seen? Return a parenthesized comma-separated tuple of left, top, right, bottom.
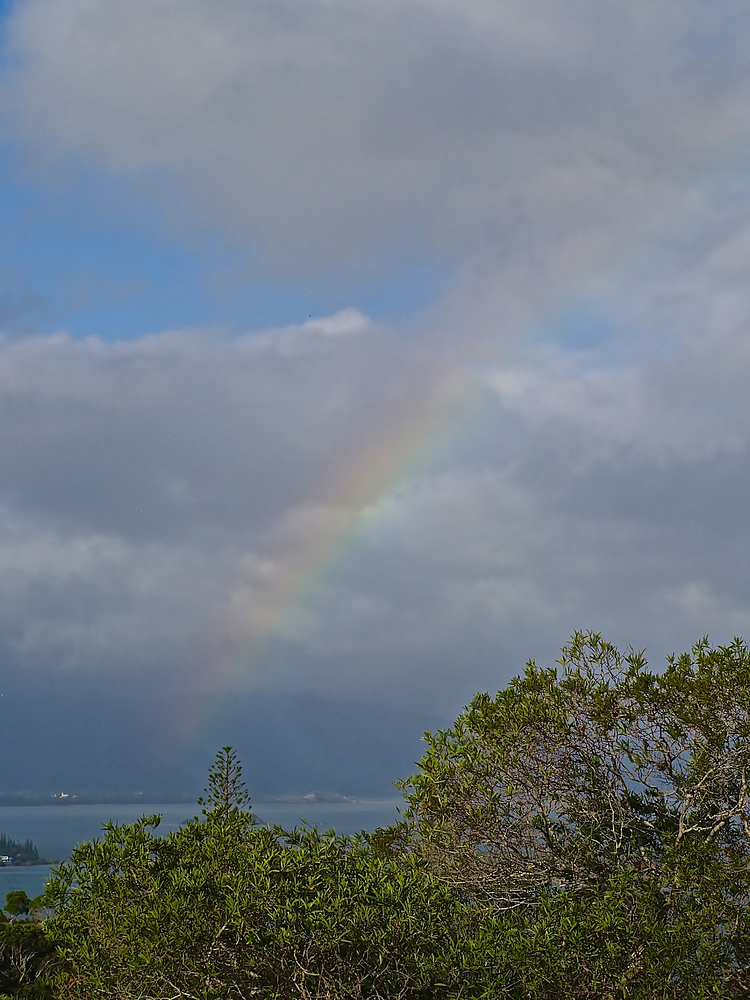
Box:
(0, 798, 405, 903)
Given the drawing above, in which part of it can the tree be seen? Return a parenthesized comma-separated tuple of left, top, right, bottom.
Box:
(41, 754, 474, 999)
(197, 745, 253, 820)
(26, 639, 750, 999)
(2, 896, 29, 924)
(0, 895, 56, 997)
(400, 631, 750, 995)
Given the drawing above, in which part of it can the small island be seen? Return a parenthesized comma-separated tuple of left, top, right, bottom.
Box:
(0, 833, 52, 866)
(261, 790, 357, 804)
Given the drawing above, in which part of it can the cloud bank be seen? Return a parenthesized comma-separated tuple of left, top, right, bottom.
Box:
(0, 0, 749, 730)
(1, 292, 749, 715)
(5, 0, 747, 277)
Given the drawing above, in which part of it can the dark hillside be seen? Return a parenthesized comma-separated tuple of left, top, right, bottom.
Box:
(0, 674, 443, 798)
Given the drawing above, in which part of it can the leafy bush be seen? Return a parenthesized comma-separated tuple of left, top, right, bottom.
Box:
(42, 749, 474, 999)
(13, 636, 750, 998)
(401, 632, 750, 996)
(0, 920, 56, 998)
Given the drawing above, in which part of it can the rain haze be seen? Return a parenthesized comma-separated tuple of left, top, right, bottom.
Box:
(0, 0, 749, 796)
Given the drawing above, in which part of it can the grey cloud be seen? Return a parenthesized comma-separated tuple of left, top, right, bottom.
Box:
(3, 0, 747, 274)
(1, 0, 750, 725)
(0, 512, 221, 675)
(0, 292, 749, 714)
(0, 315, 403, 540)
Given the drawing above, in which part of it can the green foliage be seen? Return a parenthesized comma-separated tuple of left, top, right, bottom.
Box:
(42, 813, 471, 998)
(3, 895, 47, 927)
(401, 631, 750, 996)
(458, 869, 746, 999)
(197, 745, 253, 820)
(9, 634, 750, 999)
(1, 896, 28, 923)
(0, 917, 56, 997)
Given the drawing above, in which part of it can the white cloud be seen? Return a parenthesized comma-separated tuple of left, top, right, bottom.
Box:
(4, 0, 747, 277)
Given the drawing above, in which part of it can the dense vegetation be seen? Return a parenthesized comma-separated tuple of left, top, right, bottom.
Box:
(3, 633, 750, 998)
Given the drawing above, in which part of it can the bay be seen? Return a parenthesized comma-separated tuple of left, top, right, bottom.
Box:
(0, 865, 56, 904)
(254, 799, 405, 835)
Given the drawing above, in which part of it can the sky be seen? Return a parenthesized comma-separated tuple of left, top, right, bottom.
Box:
(1, 0, 750, 791)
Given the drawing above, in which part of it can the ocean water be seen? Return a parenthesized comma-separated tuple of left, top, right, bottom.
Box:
(0, 865, 56, 903)
(0, 798, 405, 904)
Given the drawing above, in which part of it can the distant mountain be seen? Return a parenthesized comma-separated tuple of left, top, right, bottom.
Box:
(0, 674, 446, 799)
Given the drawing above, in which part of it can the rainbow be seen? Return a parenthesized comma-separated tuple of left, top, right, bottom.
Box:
(169, 333, 482, 742)
(177, 133, 748, 730)
(215, 359, 474, 685)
